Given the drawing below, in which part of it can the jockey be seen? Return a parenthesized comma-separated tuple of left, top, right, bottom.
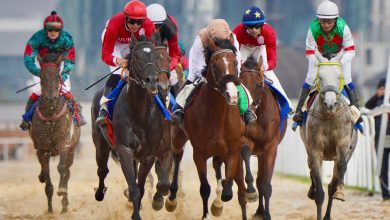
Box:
(96, 0, 156, 126)
(171, 19, 257, 125)
(292, 1, 360, 124)
(233, 6, 292, 114)
(20, 11, 86, 131)
(146, 3, 181, 96)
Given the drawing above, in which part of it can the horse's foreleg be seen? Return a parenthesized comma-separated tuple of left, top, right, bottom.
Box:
(210, 156, 224, 217)
(258, 146, 277, 220)
(136, 159, 155, 210)
(57, 147, 75, 213)
(166, 149, 183, 212)
(324, 178, 338, 220)
(333, 157, 347, 201)
(233, 156, 248, 220)
(116, 145, 140, 220)
(222, 151, 240, 202)
(94, 141, 110, 201)
(193, 152, 211, 220)
(152, 151, 172, 211)
(241, 145, 258, 202)
(254, 155, 265, 219)
(37, 150, 53, 213)
(308, 154, 324, 220)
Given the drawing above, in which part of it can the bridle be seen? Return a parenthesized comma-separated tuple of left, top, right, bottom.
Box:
(206, 49, 235, 92)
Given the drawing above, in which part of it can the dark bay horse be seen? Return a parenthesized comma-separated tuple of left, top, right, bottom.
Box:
(91, 34, 172, 220)
(166, 37, 249, 219)
(29, 52, 81, 213)
(300, 50, 358, 220)
(237, 55, 287, 220)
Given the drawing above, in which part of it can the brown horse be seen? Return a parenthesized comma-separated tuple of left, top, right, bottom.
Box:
(92, 34, 172, 220)
(238, 55, 287, 220)
(166, 38, 249, 219)
(29, 52, 81, 213)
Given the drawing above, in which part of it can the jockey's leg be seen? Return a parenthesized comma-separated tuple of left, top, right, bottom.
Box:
(19, 93, 40, 131)
(67, 99, 87, 126)
(96, 74, 121, 126)
(171, 79, 192, 125)
(292, 83, 311, 123)
(170, 67, 180, 97)
(237, 84, 257, 124)
(344, 82, 363, 124)
(264, 70, 292, 110)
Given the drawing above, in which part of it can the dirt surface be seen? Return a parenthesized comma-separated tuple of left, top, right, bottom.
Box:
(0, 143, 389, 220)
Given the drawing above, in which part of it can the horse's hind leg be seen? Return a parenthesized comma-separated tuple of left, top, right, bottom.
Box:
(193, 152, 211, 220)
(254, 155, 265, 219)
(57, 148, 75, 213)
(37, 150, 54, 213)
(241, 145, 258, 202)
(94, 142, 110, 201)
(210, 156, 224, 217)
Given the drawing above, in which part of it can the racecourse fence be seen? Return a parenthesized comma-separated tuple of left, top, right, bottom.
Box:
(275, 114, 382, 193)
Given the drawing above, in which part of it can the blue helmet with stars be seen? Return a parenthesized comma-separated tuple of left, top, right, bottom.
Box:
(242, 6, 265, 25)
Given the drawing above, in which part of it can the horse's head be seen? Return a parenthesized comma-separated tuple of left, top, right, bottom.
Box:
(38, 52, 63, 101)
(127, 33, 159, 95)
(240, 54, 265, 106)
(203, 37, 241, 105)
(315, 49, 344, 110)
(154, 34, 171, 98)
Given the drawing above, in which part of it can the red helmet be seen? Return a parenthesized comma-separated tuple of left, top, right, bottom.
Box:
(123, 0, 147, 19)
(43, 11, 63, 30)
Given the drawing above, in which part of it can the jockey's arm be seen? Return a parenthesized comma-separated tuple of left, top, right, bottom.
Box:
(23, 35, 41, 76)
(265, 26, 277, 70)
(167, 32, 181, 71)
(61, 42, 76, 80)
(305, 29, 318, 67)
(188, 36, 206, 82)
(101, 26, 119, 67)
(259, 45, 269, 71)
(340, 25, 355, 65)
(232, 34, 242, 73)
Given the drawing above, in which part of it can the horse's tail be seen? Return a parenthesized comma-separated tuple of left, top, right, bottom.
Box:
(110, 150, 121, 165)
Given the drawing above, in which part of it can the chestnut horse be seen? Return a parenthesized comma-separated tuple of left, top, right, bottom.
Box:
(91, 35, 172, 220)
(238, 55, 287, 220)
(29, 52, 81, 213)
(166, 38, 249, 219)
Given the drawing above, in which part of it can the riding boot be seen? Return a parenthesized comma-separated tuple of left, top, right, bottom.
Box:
(170, 82, 180, 98)
(171, 105, 184, 125)
(292, 86, 311, 123)
(96, 86, 113, 126)
(345, 84, 363, 124)
(243, 108, 257, 124)
(19, 98, 36, 131)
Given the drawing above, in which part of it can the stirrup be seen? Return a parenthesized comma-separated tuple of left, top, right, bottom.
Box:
(19, 121, 30, 131)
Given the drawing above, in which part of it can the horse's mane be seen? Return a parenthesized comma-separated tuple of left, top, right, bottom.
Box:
(201, 38, 237, 77)
(42, 52, 61, 63)
(242, 55, 258, 70)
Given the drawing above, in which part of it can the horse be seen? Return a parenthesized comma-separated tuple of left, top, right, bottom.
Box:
(166, 37, 250, 220)
(91, 34, 172, 220)
(217, 55, 285, 220)
(29, 52, 81, 214)
(299, 50, 358, 220)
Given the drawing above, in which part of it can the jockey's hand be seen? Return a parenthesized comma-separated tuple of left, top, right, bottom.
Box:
(115, 58, 128, 68)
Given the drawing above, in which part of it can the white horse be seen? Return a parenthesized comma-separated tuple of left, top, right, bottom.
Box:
(300, 49, 358, 220)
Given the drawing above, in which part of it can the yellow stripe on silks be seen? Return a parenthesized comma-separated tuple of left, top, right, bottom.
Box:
(314, 62, 344, 92)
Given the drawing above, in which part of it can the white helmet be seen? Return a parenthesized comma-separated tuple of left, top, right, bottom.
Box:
(317, 1, 339, 19)
(147, 3, 167, 24)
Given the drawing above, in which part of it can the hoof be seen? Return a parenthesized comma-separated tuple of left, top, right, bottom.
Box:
(252, 213, 264, 220)
(38, 173, 46, 183)
(210, 202, 223, 217)
(165, 198, 177, 212)
(152, 197, 164, 211)
(221, 188, 233, 202)
(94, 187, 107, 201)
(61, 207, 68, 214)
(307, 187, 315, 200)
(333, 191, 345, 201)
(48, 207, 53, 214)
(245, 190, 259, 203)
(57, 187, 68, 196)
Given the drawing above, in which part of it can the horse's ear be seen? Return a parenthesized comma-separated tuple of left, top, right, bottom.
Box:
(331, 49, 344, 62)
(315, 49, 327, 62)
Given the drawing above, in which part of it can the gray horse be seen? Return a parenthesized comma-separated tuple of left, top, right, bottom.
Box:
(300, 50, 358, 220)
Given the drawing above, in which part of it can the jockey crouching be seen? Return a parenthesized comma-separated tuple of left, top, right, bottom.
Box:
(147, 3, 182, 97)
(171, 19, 257, 125)
(96, 0, 156, 126)
(20, 11, 86, 131)
(292, 1, 362, 125)
(233, 6, 292, 120)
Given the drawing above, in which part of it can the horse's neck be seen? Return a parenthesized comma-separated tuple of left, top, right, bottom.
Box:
(126, 83, 156, 116)
(38, 97, 65, 116)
